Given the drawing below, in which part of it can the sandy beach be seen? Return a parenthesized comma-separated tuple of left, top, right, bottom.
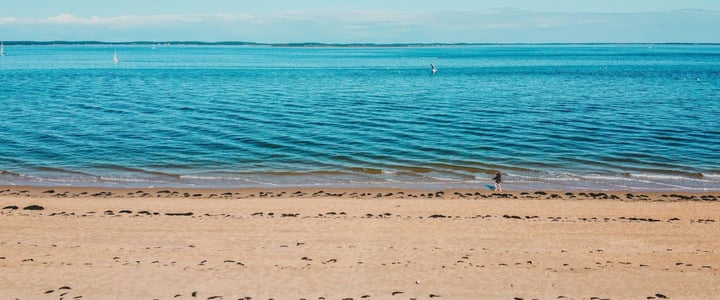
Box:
(1, 187, 719, 299)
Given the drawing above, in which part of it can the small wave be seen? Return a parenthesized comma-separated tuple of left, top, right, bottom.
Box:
(184, 170, 352, 179)
(348, 167, 384, 175)
(391, 171, 426, 178)
(181, 175, 250, 181)
(93, 164, 182, 179)
(272, 170, 350, 176)
(96, 176, 178, 184)
(629, 173, 706, 181)
(181, 172, 337, 180)
(703, 173, 720, 180)
(1, 170, 23, 177)
(36, 166, 97, 177)
(425, 163, 494, 174)
(394, 166, 434, 173)
(513, 175, 582, 182)
(603, 165, 711, 181)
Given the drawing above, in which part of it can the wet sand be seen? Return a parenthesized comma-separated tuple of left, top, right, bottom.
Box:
(1, 187, 719, 299)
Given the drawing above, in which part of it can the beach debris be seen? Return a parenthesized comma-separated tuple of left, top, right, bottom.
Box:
(23, 205, 44, 211)
(700, 195, 717, 201)
(165, 212, 194, 216)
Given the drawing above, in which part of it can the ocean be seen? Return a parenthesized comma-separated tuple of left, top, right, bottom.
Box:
(1, 44, 719, 191)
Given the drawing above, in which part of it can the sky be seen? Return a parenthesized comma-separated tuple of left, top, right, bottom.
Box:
(2, 0, 720, 43)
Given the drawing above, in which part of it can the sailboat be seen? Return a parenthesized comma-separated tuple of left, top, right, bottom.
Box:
(1, 43, 6, 56)
(113, 50, 119, 63)
(431, 63, 437, 74)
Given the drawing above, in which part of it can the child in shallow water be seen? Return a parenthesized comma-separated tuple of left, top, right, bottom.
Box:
(492, 172, 503, 192)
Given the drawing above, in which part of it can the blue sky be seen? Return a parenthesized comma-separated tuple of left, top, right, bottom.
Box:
(2, 0, 719, 43)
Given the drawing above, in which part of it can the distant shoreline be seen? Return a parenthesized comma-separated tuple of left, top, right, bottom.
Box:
(2, 41, 720, 47)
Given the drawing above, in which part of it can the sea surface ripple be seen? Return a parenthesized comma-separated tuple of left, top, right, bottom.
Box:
(1, 44, 719, 191)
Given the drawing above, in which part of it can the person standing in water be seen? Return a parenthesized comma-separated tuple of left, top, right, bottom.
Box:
(492, 172, 503, 192)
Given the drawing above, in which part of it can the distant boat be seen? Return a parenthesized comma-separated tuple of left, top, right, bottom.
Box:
(113, 51, 119, 63)
(1, 43, 6, 56)
(431, 63, 437, 74)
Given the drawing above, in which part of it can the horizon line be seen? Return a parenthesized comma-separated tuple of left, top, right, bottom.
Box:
(2, 41, 720, 47)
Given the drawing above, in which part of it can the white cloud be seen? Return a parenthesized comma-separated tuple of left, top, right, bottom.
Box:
(214, 13, 258, 22)
(0, 9, 718, 42)
(46, 13, 86, 24)
(107, 14, 208, 27)
(0, 16, 17, 24)
(3, 13, 230, 27)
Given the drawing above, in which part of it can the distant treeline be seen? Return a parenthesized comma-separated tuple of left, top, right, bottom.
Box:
(2, 41, 718, 47)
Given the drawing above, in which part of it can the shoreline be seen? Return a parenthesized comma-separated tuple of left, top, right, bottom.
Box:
(4, 166, 719, 193)
(4, 168, 719, 193)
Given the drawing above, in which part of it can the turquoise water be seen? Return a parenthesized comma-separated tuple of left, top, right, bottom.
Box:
(1, 44, 719, 191)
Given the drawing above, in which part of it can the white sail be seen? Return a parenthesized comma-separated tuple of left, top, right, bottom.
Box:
(1, 43, 5, 56)
(113, 51, 119, 63)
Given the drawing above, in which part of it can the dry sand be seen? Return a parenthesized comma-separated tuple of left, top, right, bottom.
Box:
(1, 187, 719, 299)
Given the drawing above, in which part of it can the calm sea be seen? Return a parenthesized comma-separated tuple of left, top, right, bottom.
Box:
(1, 44, 719, 191)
